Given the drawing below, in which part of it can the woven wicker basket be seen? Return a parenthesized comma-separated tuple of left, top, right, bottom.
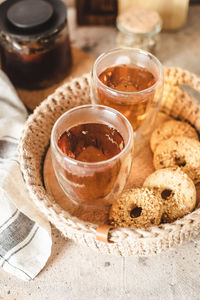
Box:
(19, 67, 200, 256)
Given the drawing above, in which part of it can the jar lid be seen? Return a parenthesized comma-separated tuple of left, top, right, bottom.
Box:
(0, 0, 67, 41)
(117, 7, 162, 36)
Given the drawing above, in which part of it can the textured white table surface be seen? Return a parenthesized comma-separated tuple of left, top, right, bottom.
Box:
(1, 5, 200, 300)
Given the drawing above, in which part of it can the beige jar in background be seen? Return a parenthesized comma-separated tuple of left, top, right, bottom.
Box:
(116, 7, 162, 53)
(117, 0, 189, 30)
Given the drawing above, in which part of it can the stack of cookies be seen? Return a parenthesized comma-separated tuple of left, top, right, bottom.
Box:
(109, 120, 200, 229)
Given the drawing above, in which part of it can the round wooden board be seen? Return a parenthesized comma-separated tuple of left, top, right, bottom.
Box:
(43, 111, 200, 225)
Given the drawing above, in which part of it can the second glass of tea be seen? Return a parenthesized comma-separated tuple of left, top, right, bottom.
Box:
(51, 104, 134, 208)
(91, 47, 163, 143)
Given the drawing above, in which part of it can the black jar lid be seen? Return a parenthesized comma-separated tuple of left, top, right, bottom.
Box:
(0, 0, 67, 41)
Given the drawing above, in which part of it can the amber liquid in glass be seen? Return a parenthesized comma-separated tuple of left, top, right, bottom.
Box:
(98, 64, 156, 130)
(58, 123, 124, 163)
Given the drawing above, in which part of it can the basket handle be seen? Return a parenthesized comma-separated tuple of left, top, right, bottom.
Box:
(96, 224, 113, 243)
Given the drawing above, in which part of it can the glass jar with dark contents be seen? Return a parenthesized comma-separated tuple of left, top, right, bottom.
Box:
(0, 0, 72, 89)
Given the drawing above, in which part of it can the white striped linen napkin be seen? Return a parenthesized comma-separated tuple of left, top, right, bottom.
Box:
(0, 70, 52, 281)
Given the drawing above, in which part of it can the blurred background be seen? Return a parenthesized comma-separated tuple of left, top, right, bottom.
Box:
(0, 0, 200, 71)
(62, 0, 200, 72)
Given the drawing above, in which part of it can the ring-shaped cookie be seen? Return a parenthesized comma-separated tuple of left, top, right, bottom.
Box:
(144, 167, 196, 222)
(150, 120, 199, 152)
(109, 187, 163, 228)
(153, 136, 200, 184)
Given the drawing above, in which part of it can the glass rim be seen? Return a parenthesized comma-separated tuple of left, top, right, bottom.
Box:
(91, 47, 163, 96)
(51, 104, 134, 167)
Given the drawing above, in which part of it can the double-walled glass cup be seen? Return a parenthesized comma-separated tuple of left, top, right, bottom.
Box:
(91, 48, 163, 144)
(51, 104, 134, 208)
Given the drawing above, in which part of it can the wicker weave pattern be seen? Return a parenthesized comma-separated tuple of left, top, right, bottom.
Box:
(19, 68, 200, 256)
